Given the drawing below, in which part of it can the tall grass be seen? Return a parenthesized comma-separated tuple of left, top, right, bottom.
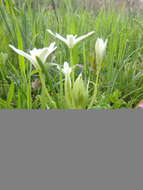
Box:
(0, 0, 143, 109)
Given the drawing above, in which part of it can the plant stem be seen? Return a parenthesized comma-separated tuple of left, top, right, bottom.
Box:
(39, 71, 57, 109)
(83, 43, 87, 79)
(88, 65, 101, 109)
(59, 65, 63, 99)
(64, 74, 73, 109)
(70, 48, 75, 83)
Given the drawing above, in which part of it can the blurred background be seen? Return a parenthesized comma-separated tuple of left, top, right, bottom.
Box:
(4, 0, 143, 10)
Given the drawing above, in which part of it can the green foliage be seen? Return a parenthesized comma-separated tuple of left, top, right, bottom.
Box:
(0, 0, 143, 109)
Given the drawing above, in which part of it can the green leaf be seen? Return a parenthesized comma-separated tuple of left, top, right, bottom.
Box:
(0, 98, 13, 109)
(27, 80, 32, 109)
(17, 89, 21, 109)
(7, 81, 15, 107)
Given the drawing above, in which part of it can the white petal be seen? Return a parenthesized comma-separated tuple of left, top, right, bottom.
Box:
(62, 62, 72, 75)
(66, 35, 77, 48)
(9, 45, 35, 65)
(95, 38, 107, 64)
(39, 48, 50, 63)
(74, 31, 95, 45)
(55, 33, 68, 45)
(48, 42, 56, 50)
(29, 42, 57, 63)
(42, 43, 57, 62)
(47, 42, 57, 55)
(29, 48, 42, 58)
(47, 29, 68, 45)
(47, 29, 57, 38)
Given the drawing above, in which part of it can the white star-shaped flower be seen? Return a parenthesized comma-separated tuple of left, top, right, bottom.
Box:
(47, 29, 95, 49)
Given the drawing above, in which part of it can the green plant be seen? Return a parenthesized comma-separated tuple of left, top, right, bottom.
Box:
(0, 0, 143, 109)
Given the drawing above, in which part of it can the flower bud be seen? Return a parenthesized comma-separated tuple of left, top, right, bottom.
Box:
(72, 74, 89, 109)
(64, 70, 73, 108)
(95, 38, 107, 65)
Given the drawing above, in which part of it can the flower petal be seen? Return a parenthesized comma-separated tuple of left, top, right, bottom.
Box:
(47, 29, 57, 38)
(66, 35, 76, 48)
(47, 42, 57, 55)
(55, 33, 68, 45)
(95, 38, 107, 64)
(62, 62, 72, 75)
(74, 31, 95, 45)
(42, 42, 57, 63)
(9, 45, 35, 65)
(47, 29, 68, 46)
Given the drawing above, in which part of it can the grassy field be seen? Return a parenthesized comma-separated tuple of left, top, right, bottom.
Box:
(0, 0, 143, 109)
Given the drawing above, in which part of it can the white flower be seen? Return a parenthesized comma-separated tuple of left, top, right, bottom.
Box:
(47, 29, 95, 49)
(56, 62, 72, 76)
(62, 62, 72, 75)
(95, 38, 108, 64)
(9, 42, 57, 68)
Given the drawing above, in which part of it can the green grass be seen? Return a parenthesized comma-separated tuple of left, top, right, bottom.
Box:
(0, 0, 143, 109)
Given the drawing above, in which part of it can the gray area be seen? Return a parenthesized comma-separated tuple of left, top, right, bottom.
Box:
(0, 110, 143, 190)
(10, 0, 143, 9)
(82, 0, 143, 9)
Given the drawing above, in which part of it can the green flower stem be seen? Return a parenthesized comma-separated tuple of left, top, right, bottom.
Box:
(39, 71, 57, 109)
(59, 56, 63, 99)
(64, 74, 73, 108)
(70, 48, 75, 83)
(83, 43, 87, 79)
(60, 70, 63, 97)
(88, 65, 101, 109)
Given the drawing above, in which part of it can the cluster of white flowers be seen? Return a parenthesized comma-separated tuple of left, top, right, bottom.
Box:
(9, 42, 57, 68)
(9, 29, 107, 71)
(9, 30, 108, 109)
